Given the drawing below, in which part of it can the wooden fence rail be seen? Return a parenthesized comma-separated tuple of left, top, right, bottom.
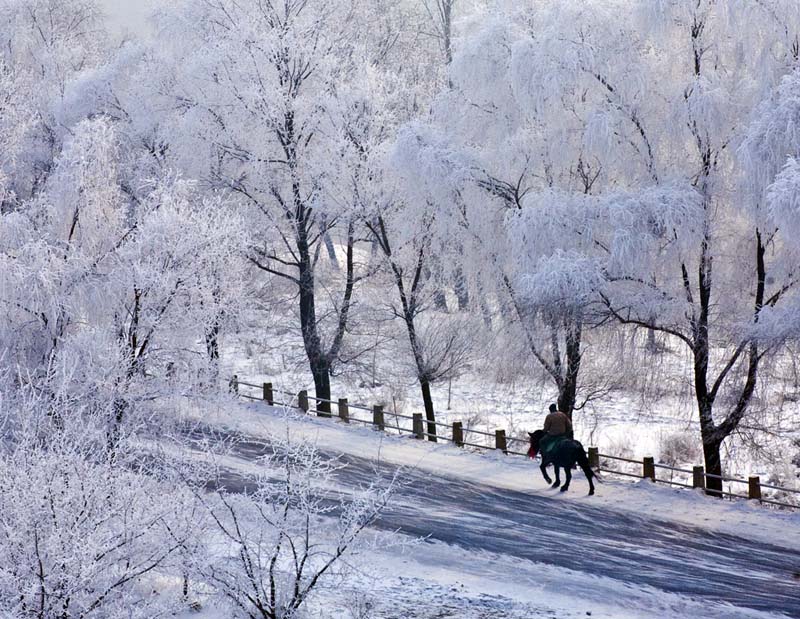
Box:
(230, 376, 800, 511)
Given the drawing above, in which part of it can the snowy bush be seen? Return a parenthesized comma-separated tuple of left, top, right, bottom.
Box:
(0, 392, 205, 617)
(601, 435, 638, 474)
(0, 115, 247, 442)
(658, 431, 701, 468)
(198, 437, 397, 619)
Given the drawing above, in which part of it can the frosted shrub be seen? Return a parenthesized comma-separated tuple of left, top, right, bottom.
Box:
(0, 456, 197, 617)
(462, 411, 488, 446)
(345, 591, 376, 619)
(765, 460, 800, 507)
(659, 431, 701, 468)
(767, 460, 799, 488)
(605, 436, 636, 461)
(0, 398, 203, 617)
(601, 436, 639, 475)
(200, 437, 397, 619)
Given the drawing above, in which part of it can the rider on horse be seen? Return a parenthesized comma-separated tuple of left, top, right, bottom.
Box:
(540, 403, 572, 458)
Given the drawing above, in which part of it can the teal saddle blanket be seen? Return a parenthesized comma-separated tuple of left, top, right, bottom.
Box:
(540, 434, 568, 458)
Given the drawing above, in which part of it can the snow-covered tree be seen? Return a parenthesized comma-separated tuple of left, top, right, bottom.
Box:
(587, 0, 800, 495)
(392, 2, 623, 416)
(0, 116, 246, 441)
(392, 0, 800, 492)
(0, 387, 205, 617)
(156, 0, 382, 413)
(198, 435, 396, 618)
(0, 0, 108, 206)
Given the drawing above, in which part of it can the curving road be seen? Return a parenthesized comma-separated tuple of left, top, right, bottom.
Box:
(186, 425, 800, 618)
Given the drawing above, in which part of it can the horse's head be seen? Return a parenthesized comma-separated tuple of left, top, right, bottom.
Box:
(527, 430, 545, 459)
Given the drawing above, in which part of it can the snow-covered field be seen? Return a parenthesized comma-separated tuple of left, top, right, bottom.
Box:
(227, 340, 800, 498)
(175, 398, 800, 619)
(7, 1, 800, 616)
(191, 400, 800, 550)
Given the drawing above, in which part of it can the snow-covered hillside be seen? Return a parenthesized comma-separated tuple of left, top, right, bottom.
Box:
(176, 400, 800, 619)
(5, 0, 800, 616)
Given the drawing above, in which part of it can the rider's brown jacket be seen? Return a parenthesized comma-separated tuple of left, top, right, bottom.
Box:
(544, 411, 572, 437)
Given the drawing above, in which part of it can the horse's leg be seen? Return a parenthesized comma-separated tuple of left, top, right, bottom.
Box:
(540, 461, 552, 485)
(551, 465, 561, 488)
(576, 448, 596, 496)
(560, 466, 572, 492)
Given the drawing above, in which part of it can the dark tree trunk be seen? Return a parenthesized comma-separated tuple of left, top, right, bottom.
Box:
(312, 363, 332, 415)
(694, 231, 721, 495)
(699, 404, 723, 496)
(205, 325, 219, 363)
(205, 313, 221, 382)
(108, 397, 127, 459)
(322, 225, 340, 271)
(557, 318, 582, 419)
(454, 265, 469, 310)
(420, 379, 438, 443)
(368, 216, 438, 441)
(297, 211, 332, 415)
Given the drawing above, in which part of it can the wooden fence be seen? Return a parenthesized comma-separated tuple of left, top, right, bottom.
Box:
(230, 376, 800, 511)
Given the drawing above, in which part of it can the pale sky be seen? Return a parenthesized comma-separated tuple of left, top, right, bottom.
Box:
(98, 0, 155, 36)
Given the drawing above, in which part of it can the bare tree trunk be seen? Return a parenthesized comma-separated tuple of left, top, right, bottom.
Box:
(324, 232, 339, 270)
(557, 318, 582, 419)
(420, 379, 438, 443)
(454, 265, 469, 310)
(205, 303, 222, 383)
(320, 216, 340, 270)
(205, 324, 220, 365)
(297, 213, 332, 415)
(368, 216, 439, 441)
(698, 400, 723, 496)
(402, 284, 439, 442)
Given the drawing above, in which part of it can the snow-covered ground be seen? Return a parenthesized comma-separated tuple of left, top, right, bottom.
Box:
(176, 398, 800, 619)
(199, 397, 800, 545)
(226, 329, 800, 496)
(179, 540, 785, 619)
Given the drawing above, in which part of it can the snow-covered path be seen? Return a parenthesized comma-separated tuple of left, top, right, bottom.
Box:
(372, 468, 798, 616)
(191, 420, 800, 618)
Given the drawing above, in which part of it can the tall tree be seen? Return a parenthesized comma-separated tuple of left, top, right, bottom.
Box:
(162, 0, 368, 412)
(589, 0, 800, 495)
(0, 0, 107, 206)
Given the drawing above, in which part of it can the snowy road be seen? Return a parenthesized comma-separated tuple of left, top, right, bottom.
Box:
(195, 426, 800, 618)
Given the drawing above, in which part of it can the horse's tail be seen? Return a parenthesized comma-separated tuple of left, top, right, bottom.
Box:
(574, 441, 596, 481)
(576, 446, 593, 479)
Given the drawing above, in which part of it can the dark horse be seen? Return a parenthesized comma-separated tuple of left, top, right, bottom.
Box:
(527, 430, 595, 495)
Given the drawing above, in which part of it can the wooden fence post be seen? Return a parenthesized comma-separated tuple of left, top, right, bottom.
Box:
(643, 456, 655, 481)
(412, 413, 424, 439)
(588, 447, 600, 470)
(372, 405, 385, 431)
(338, 398, 349, 423)
(495, 429, 507, 454)
(229, 375, 239, 395)
(693, 465, 705, 490)
(748, 476, 762, 501)
(262, 382, 273, 405)
(297, 390, 309, 413)
(452, 422, 464, 447)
